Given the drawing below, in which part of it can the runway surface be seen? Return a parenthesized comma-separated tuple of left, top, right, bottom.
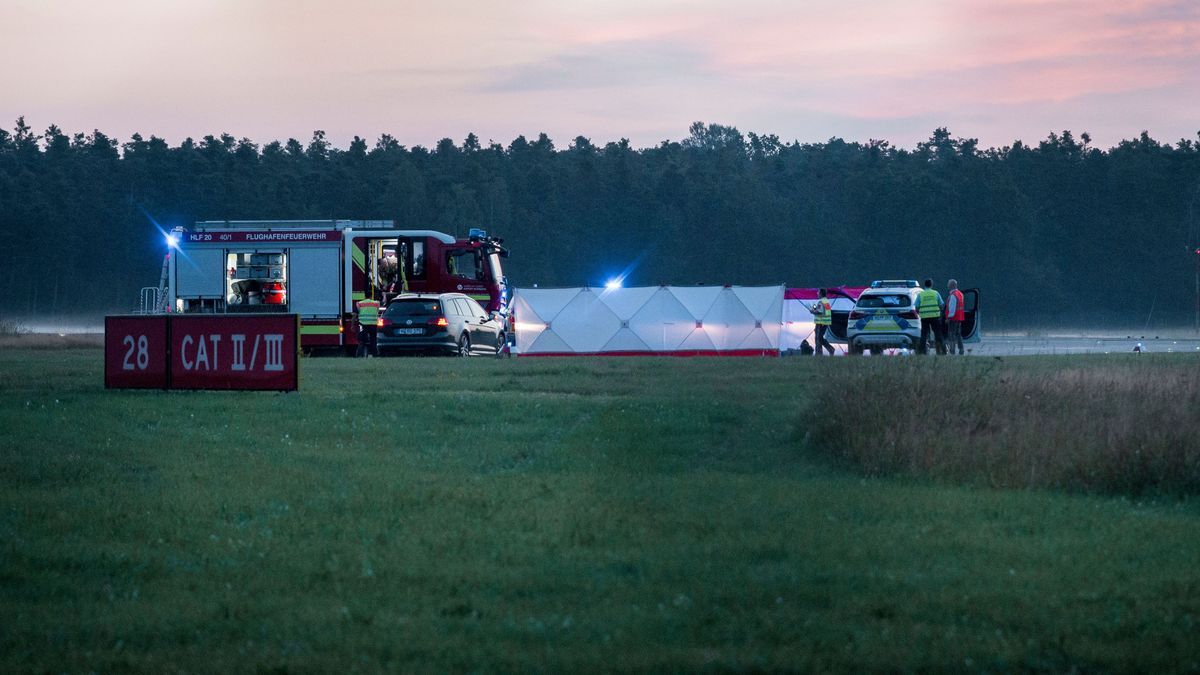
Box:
(968, 335, 1200, 356)
(794, 333, 1200, 357)
(15, 323, 1200, 356)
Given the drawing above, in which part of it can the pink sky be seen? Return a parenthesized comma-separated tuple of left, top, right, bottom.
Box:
(2, 0, 1197, 150)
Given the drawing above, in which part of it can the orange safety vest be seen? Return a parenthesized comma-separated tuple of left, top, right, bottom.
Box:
(946, 289, 964, 322)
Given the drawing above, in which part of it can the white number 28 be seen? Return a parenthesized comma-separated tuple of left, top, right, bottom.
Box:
(122, 334, 149, 370)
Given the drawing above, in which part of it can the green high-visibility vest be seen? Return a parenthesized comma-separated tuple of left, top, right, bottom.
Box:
(357, 299, 380, 324)
(813, 298, 832, 326)
(916, 289, 941, 318)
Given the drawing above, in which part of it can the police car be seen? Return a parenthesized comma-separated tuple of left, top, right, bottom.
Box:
(844, 280, 981, 355)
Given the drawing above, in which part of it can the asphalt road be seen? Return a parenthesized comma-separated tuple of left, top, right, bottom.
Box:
(967, 335, 1200, 356)
(793, 333, 1200, 357)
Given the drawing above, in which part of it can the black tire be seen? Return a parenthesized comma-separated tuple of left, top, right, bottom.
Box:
(849, 343, 863, 355)
(457, 333, 471, 357)
(869, 346, 883, 356)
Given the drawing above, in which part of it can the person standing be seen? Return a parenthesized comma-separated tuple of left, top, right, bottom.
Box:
(916, 278, 945, 355)
(811, 288, 836, 356)
(355, 297, 380, 358)
(945, 279, 965, 355)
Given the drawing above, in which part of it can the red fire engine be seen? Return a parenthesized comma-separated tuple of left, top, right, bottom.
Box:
(166, 220, 510, 351)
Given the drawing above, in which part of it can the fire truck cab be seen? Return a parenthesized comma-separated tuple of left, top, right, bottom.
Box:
(168, 220, 509, 350)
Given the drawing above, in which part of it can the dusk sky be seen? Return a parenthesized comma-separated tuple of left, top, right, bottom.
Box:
(3, 0, 1197, 150)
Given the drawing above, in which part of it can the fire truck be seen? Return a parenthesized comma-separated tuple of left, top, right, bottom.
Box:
(165, 220, 510, 351)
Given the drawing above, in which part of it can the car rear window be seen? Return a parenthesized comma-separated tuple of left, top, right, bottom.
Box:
(856, 294, 910, 308)
(385, 300, 441, 317)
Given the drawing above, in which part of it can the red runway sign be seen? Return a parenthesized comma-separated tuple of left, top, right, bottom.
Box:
(104, 316, 169, 389)
(104, 314, 299, 391)
(170, 315, 298, 390)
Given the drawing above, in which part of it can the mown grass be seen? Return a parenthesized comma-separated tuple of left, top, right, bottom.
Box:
(802, 355, 1200, 496)
(2, 350, 1200, 672)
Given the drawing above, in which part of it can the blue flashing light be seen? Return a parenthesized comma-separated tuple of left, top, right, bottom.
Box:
(605, 278, 623, 290)
(166, 233, 180, 248)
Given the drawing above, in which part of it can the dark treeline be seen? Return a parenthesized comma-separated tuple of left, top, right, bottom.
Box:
(2, 117, 1200, 327)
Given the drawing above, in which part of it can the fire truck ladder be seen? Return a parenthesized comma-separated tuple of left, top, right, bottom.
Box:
(138, 252, 171, 314)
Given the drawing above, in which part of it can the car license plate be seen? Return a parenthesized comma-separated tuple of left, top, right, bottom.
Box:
(395, 328, 423, 335)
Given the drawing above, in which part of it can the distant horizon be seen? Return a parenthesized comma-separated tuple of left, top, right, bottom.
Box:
(6, 116, 1193, 154)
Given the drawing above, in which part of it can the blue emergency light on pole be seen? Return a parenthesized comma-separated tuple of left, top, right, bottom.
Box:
(156, 228, 182, 313)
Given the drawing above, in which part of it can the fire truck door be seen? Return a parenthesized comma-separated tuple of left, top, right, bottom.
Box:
(175, 248, 224, 300)
(961, 288, 981, 342)
(289, 247, 340, 316)
(367, 238, 404, 302)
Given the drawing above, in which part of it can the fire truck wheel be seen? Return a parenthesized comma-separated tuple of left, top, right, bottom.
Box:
(458, 334, 471, 357)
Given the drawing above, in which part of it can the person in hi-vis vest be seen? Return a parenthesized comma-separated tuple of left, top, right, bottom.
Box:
(356, 298, 380, 358)
(810, 288, 836, 356)
(944, 279, 965, 355)
(916, 278, 945, 355)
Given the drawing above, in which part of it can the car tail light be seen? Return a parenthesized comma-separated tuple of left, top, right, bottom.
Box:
(434, 316, 449, 328)
(379, 317, 390, 327)
(849, 310, 863, 320)
(900, 310, 919, 319)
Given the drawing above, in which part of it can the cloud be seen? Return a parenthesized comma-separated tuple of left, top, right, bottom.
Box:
(1, 0, 1196, 151)
(480, 40, 713, 93)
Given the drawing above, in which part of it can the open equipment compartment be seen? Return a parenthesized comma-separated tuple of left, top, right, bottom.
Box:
(226, 250, 288, 311)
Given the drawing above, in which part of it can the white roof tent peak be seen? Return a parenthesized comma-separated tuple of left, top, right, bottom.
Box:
(190, 220, 456, 244)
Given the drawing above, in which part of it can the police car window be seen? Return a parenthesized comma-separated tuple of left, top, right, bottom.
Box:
(857, 294, 910, 308)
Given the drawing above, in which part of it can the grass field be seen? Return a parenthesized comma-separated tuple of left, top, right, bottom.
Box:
(2, 349, 1200, 672)
(803, 355, 1200, 495)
